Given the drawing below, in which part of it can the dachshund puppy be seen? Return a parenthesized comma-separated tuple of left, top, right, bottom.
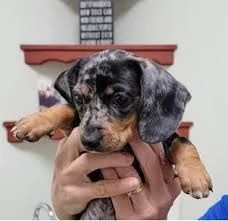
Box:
(12, 49, 212, 219)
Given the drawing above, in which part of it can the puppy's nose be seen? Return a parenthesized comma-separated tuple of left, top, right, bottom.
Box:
(81, 127, 101, 151)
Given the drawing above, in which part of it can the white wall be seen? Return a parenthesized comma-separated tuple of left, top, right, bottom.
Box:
(115, 0, 228, 219)
(0, 0, 78, 219)
(1, 0, 228, 219)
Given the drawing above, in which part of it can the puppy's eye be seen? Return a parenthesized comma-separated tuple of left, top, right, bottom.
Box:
(113, 94, 128, 106)
(74, 94, 84, 105)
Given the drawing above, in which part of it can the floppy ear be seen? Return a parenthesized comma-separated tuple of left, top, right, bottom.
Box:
(54, 59, 85, 105)
(137, 59, 191, 144)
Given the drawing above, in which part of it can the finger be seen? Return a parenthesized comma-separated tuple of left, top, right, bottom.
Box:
(101, 168, 119, 180)
(168, 177, 181, 201)
(54, 127, 81, 170)
(150, 142, 178, 186)
(101, 168, 133, 214)
(160, 163, 181, 201)
(65, 152, 134, 180)
(150, 142, 168, 164)
(115, 166, 141, 183)
(160, 163, 176, 184)
(85, 177, 140, 200)
(129, 139, 166, 190)
(151, 143, 181, 199)
(115, 166, 149, 212)
(111, 192, 132, 217)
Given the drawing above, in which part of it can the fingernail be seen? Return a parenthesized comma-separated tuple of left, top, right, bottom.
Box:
(122, 152, 134, 164)
(128, 177, 140, 188)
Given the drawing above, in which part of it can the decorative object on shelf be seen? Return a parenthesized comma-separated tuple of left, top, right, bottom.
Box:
(38, 79, 65, 109)
(80, 0, 113, 44)
(3, 121, 193, 143)
(20, 44, 177, 65)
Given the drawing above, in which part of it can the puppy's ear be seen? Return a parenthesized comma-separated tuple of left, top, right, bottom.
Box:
(54, 59, 85, 105)
(137, 59, 191, 143)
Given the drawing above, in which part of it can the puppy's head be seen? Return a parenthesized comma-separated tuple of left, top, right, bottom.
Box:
(55, 50, 191, 152)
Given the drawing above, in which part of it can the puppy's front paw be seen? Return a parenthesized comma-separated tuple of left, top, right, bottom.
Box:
(176, 160, 213, 199)
(12, 113, 54, 142)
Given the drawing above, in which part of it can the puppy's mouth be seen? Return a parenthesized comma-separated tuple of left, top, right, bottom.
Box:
(79, 121, 136, 153)
(80, 135, 127, 153)
(81, 143, 125, 153)
(81, 144, 106, 153)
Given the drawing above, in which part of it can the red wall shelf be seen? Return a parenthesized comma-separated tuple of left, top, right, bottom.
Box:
(20, 44, 177, 65)
(3, 121, 193, 143)
(2, 44, 193, 143)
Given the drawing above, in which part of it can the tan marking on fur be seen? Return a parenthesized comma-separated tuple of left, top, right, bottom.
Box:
(104, 86, 114, 95)
(80, 84, 90, 97)
(170, 139, 213, 198)
(101, 114, 137, 152)
(35, 104, 75, 130)
(13, 105, 76, 141)
(170, 140, 200, 164)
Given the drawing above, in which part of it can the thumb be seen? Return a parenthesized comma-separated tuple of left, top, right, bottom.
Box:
(55, 127, 81, 170)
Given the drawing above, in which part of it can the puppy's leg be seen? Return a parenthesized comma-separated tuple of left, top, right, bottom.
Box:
(167, 136, 213, 199)
(12, 104, 77, 142)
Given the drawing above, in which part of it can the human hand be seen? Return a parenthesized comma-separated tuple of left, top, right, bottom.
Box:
(51, 128, 141, 219)
(102, 133, 181, 220)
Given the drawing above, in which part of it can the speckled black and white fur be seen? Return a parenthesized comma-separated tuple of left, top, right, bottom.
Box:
(54, 49, 191, 219)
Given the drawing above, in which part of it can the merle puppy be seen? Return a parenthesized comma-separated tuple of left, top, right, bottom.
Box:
(12, 49, 212, 219)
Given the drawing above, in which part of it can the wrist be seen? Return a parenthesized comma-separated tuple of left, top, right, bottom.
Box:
(53, 206, 73, 220)
(52, 201, 88, 220)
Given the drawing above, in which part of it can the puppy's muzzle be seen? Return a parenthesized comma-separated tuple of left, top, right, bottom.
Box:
(81, 127, 101, 151)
